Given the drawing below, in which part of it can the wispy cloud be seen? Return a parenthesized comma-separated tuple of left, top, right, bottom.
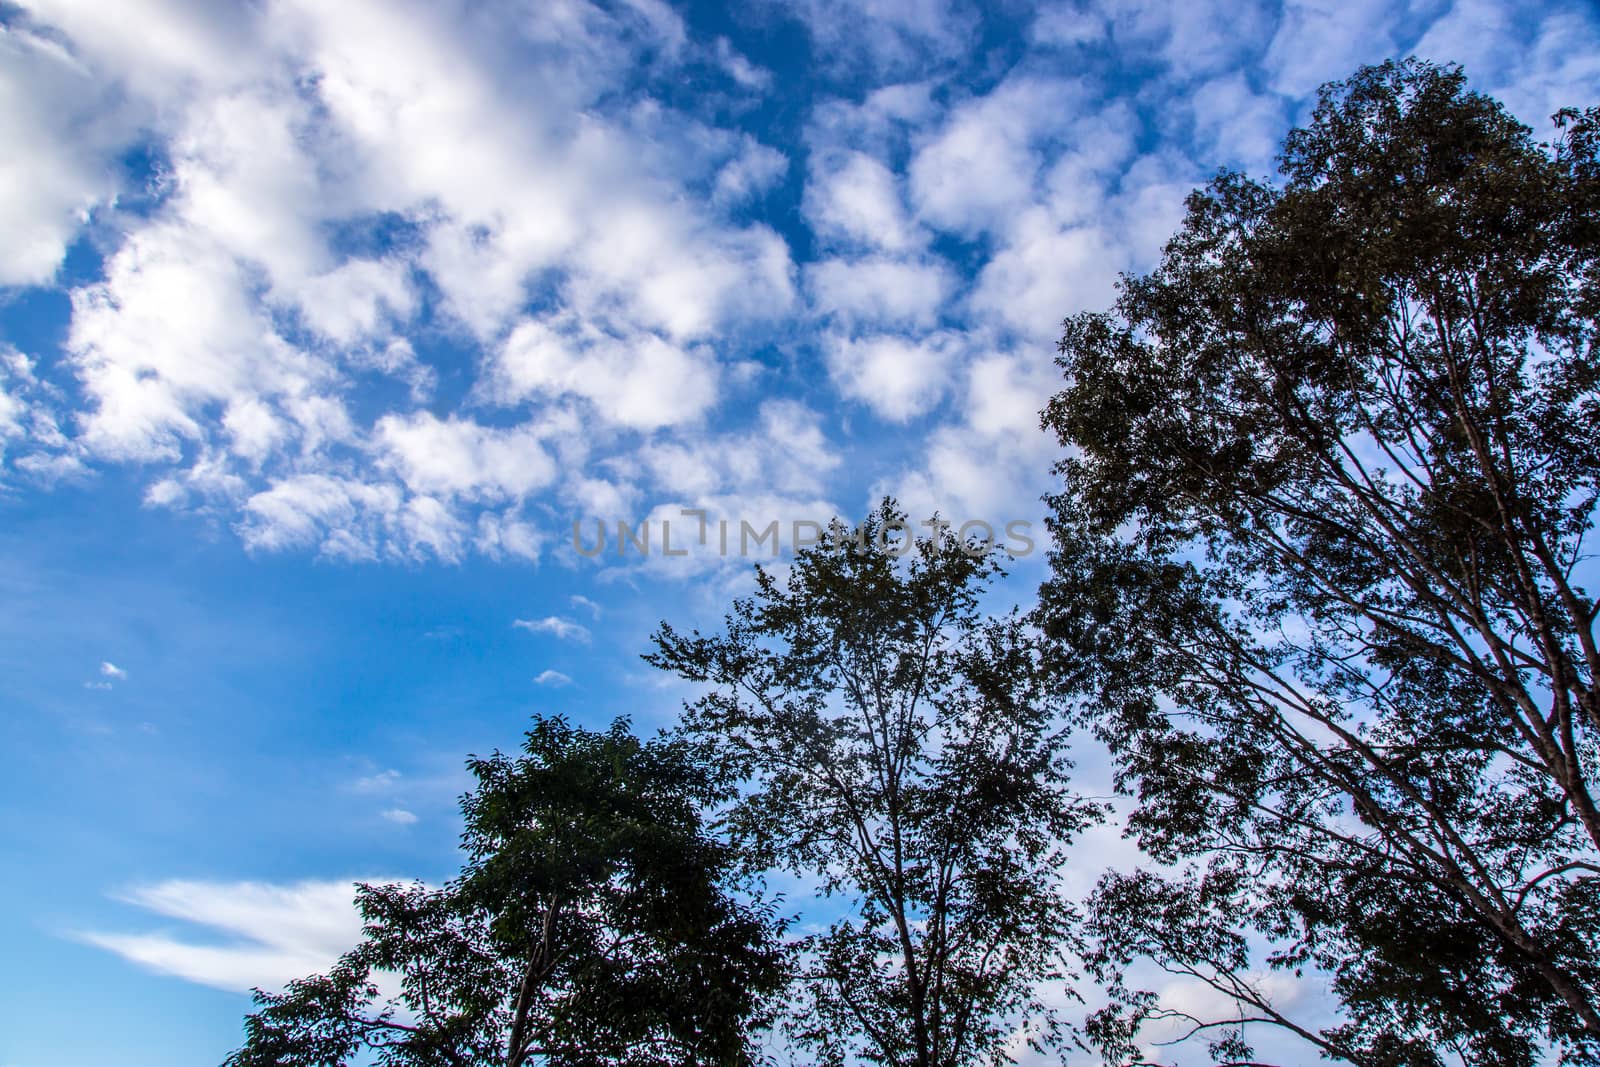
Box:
(75, 879, 381, 993)
(100, 661, 127, 680)
(380, 808, 418, 825)
(350, 768, 401, 793)
(534, 669, 573, 687)
(513, 616, 591, 643)
(568, 594, 603, 619)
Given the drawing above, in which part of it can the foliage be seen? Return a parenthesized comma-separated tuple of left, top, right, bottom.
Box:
(223, 716, 787, 1067)
(1039, 59, 1600, 1065)
(647, 502, 1102, 1067)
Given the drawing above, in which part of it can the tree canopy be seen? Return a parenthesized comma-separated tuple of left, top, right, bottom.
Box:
(649, 503, 1102, 1067)
(224, 716, 786, 1067)
(1040, 59, 1600, 1065)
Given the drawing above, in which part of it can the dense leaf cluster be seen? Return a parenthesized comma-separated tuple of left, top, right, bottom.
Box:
(648, 503, 1102, 1067)
(1040, 59, 1600, 1066)
(225, 718, 785, 1067)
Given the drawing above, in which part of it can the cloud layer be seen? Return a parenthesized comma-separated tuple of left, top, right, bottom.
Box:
(1, 0, 1597, 571)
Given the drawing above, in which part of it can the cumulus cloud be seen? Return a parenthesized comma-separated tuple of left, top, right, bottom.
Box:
(807, 255, 952, 328)
(380, 807, 418, 825)
(637, 399, 842, 505)
(99, 661, 127, 679)
(713, 138, 787, 206)
(0, 20, 115, 286)
(490, 316, 721, 430)
(775, 0, 981, 80)
(805, 150, 924, 253)
(375, 413, 559, 502)
(1414, 0, 1600, 129)
(1191, 73, 1288, 174)
(1092, 0, 1275, 79)
(1263, 0, 1402, 98)
(908, 75, 1080, 235)
(824, 332, 964, 422)
(236, 475, 406, 560)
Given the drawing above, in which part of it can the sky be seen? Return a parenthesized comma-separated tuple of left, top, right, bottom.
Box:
(0, 0, 1597, 1063)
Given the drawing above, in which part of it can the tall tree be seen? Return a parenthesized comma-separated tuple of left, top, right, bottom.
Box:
(647, 502, 1102, 1067)
(223, 716, 786, 1067)
(1039, 59, 1600, 1065)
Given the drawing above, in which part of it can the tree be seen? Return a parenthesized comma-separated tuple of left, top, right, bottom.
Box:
(1039, 59, 1600, 1065)
(647, 502, 1103, 1067)
(223, 716, 787, 1067)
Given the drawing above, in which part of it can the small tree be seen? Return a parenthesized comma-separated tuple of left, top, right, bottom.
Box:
(647, 502, 1103, 1067)
(224, 716, 786, 1067)
(1040, 60, 1600, 1064)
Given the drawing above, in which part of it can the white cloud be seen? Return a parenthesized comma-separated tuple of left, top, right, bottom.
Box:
(0, 22, 115, 286)
(491, 316, 720, 431)
(713, 36, 771, 91)
(807, 255, 951, 328)
(0, 372, 25, 444)
(20, 0, 267, 97)
(294, 258, 415, 346)
(236, 475, 406, 560)
(638, 399, 842, 507)
(99, 661, 127, 679)
(875, 345, 1064, 547)
(1031, 3, 1108, 47)
(380, 807, 418, 825)
(824, 331, 964, 422)
(67, 222, 313, 463)
(13, 0, 1534, 585)
(351, 768, 401, 793)
(1415, 0, 1600, 131)
(804, 150, 922, 253)
(376, 413, 559, 502)
(76, 878, 374, 993)
(474, 510, 544, 563)
(513, 615, 592, 643)
(968, 212, 1122, 341)
(1262, 0, 1401, 98)
(533, 669, 573, 687)
(275, 0, 795, 341)
(1191, 73, 1287, 174)
(908, 76, 1079, 236)
(777, 0, 979, 79)
(713, 139, 788, 206)
(0, 347, 73, 476)
(1092, 0, 1274, 79)
(569, 594, 602, 618)
(970, 148, 1192, 343)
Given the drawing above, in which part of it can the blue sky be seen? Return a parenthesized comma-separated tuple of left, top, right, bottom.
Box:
(0, 0, 1596, 1063)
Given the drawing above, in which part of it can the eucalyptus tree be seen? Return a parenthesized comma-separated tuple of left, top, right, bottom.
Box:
(1040, 58, 1600, 1066)
(648, 503, 1103, 1067)
(224, 716, 786, 1067)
